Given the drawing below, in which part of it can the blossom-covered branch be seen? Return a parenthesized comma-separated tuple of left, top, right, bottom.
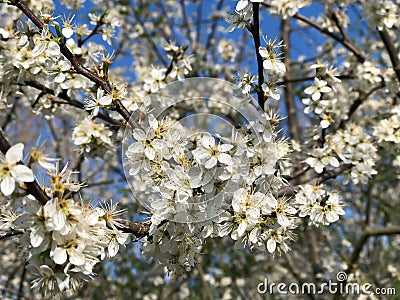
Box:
(9, 0, 139, 129)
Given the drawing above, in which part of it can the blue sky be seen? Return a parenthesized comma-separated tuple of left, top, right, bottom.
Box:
(51, 0, 330, 82)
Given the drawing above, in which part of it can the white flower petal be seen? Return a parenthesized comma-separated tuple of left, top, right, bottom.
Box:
(236, 0, 248, 11)
(311, 91, 321, 101)
(267, 238, 276, 253)
(259, 47, 269, 58)
(277, 214, 290, 226)
(62, 27, 73, 38)
(1, 176, 15, 196)
(6, 143, 24, 164)
(202, 135, 215, 149)
(30, 226, 45, 247)
(69, 251, 86, 266)
(108, 239, 119, 258)
(39, 265, 55, 277)
(99, 95, 112, 106)
(237, 221, 247, 237)
(326, 211, 339, 223)
(144, 147, 155, 160)
(218, 153, 232, 165)
(218, 144, 233, 152)
(52, 210, 67, 231)
(47, 41, 60, 56)
(32, 43, 46, 57)
(330, 157, 340, 168)
(54, 73, 66, 83)
(52, 247, 67, 265)
(132, 129, 146, 141)
(11, 165, 34, 182)
(205, 156, 217, 169)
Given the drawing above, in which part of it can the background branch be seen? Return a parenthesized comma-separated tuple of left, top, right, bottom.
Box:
(378, 27, 400, 85)
(281, 18, 300, 141)
(346, 226, 400, 275)
(261, 2, 366, 63)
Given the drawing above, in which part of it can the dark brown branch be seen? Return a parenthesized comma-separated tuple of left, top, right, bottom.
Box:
(131, 7, 167, 65)
(22, 81, 122, 127)
(9, 0, 139, 129)
(294, 12, 365, 63)
(30, 91, 45, 108)
(285, 166, 311, 181)
(1, 100, 17, 131)
(378, 27, 400, 85)
(283, 252, 316, 300)
(331, 10, 351, 44)
(178, 0, 194, 46)
(78, 23, 103, 47)
(0, 230, 23, 240)
(17, 262, 27, 300)
(249, 3, 265, 110)
(205, 0, 225, 49)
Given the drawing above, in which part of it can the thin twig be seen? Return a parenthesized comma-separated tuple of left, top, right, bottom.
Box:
(338, 82, 385, 129)
(22, 81, 121, 127)
(17, 261, 27, 300)
(249, 3, 265, 109)
(277, 74, 355, 85)
(0, 230, 23, 240)
(1, 99, 18, 130)
(277, 164, 352, 197)
(78, 22, 103, 47)
(261, 3, 366, 63)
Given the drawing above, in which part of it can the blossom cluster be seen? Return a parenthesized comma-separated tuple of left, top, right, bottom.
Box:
(361, 0, 399, 30)
(258, 36, 286, 101)
(294, 184, 345, 226)
(123, 77, 343, 273)
(72, 118, 114, 156)
(4, 0, 396, 297)
(302, 63, 342, 128)
(0, 141, 130, 295)
(14, 195, 130, 295)
(373, 105, 400, 144)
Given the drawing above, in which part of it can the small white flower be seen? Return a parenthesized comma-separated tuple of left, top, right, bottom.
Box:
(304, 78, 332, 101)
(236, 0, 263, 11)
(0, 143, 34, 196)
(192, 135, 233, 169)
(62, 27, 74, 38)
(259, 47, 286, 74)
(85, 88, 112, 117)
(305, 148, 340, 174)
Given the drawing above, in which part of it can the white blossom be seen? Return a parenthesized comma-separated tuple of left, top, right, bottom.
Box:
(0, 143, 34, 196)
